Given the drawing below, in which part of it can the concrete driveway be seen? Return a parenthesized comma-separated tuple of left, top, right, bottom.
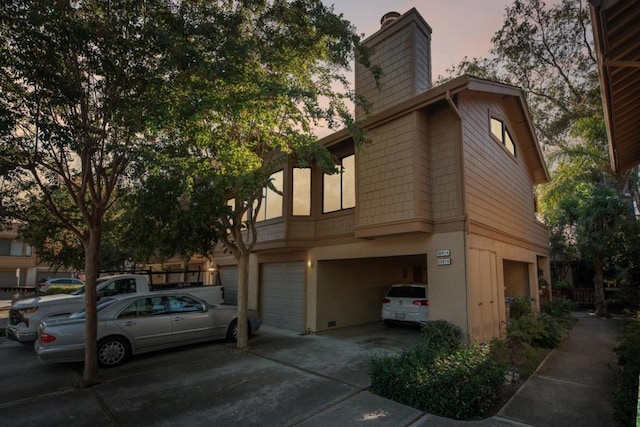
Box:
(0, 323, 425, 426)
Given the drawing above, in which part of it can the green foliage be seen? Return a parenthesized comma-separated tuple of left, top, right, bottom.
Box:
(542, 298, 577, 322)
(39, 286, 83, 296)
(508, 296, 533, 320)
(370, 321, 504, 419)
(420, 319, 463, 353)
(607, 286, 640, 314)
(552, 279, 573, 290)
(489, 339, 549, 380)
(370, 344, 505, 420)
(614, 318, 640, 426)
(507, 313, 563, 349)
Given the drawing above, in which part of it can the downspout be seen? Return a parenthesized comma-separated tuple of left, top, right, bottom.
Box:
(446, 90, 472, 342)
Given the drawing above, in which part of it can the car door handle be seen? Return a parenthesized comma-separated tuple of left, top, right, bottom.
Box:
(173, 316, 184, 322)
(123, 321, 136, 327)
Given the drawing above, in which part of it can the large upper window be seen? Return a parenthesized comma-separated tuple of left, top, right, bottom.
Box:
(323, 154, 355, 213)
(0, 239, 32, 257)
(490, 117, 516, 157)
(256, 170, 283, 222)
(293, 168, 311, 216)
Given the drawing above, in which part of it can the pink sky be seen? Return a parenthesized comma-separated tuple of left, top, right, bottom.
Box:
(324, 0, 513, 79)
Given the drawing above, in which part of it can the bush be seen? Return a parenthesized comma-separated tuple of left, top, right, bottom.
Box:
(508, 296, 533, 320)
(370, 320, 463, 401)
(507, 312, 563, 349)
(420, 320, 463, 353)
(38, 285, 83, 296)
(371, 344, 506, 420)
(420, 345, 506, 419)
(614, 318, 640, 426)
(543, 298, 577, 321)
(489, 339, 549, 380)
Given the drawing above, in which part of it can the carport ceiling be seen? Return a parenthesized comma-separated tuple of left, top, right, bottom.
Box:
(590, 0, 640, 172)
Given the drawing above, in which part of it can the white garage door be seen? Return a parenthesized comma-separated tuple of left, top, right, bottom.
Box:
(219, 266, 238, 305)
(261, 262, 305, 333)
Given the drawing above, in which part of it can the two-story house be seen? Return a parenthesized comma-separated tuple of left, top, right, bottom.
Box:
(214, 8, 551, 343)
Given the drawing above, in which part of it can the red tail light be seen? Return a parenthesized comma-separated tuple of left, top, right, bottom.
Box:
(40, 333, 56, 344)
(383, 298, 391, 304)
(413, 299, 429, 306)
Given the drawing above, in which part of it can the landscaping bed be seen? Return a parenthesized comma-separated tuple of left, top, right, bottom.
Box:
(369, 297, 576, 420)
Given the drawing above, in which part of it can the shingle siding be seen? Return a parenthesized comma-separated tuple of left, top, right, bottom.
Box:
(459, 92, 545, 246)
(357, 114, 417, 227)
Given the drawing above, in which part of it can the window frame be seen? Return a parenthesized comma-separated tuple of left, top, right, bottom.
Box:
(323, 153, 356, 214)
(490, 116, 517, 157)
(292, 167, 311, 216)
(255, 169, 284, 222)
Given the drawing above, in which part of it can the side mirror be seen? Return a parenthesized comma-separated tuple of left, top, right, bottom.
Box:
(97, 291, 104, 301)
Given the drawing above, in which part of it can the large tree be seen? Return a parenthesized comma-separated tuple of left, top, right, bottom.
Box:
(142, 0, 378, 349)
(0, 0, 184, 386)
(442, 0, 601, 150)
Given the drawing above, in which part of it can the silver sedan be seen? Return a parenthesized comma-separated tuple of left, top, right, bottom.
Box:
(34, 292, 261, 368)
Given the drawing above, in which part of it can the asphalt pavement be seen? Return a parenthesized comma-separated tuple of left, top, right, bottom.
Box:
(0, 307, 622, 427)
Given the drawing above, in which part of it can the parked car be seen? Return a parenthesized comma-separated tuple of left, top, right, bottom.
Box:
(381, 283, 429, 327)
(8, 274, 224, 344)
(35, 292, 261, 368)
(38, 277, 85, 293)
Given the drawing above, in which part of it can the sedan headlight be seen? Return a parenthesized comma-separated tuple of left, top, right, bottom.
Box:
(20, 307, 39, 315)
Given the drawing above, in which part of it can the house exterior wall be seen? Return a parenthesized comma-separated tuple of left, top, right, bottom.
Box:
(356, 113, 423, 231)
(459, 91, 548, 251)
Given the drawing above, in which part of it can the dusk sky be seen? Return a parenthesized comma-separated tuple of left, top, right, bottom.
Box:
(323, 0, 513, 79)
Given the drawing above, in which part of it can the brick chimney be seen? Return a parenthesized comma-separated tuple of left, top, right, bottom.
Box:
(355, 8, 433, 118)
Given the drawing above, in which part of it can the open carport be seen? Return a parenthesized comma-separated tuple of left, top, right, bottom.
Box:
(315, 254, 427, 332)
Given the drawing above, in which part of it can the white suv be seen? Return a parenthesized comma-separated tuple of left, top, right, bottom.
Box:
(381, 283, 429, 326)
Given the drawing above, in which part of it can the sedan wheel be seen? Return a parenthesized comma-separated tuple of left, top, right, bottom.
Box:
(227, 319, 251, 342)
(98, 336, 130, 368)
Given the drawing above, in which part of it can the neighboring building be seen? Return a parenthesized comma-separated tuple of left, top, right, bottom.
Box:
(0, 225, 77, 287)
(214, 8, 551, 343)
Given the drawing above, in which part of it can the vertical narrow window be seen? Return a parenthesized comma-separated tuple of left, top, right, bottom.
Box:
(256, 170, 283, 222)
(490, 117, 516, 157)
(323, 154, 356, 213)
(0, 239, 10, 256)
(504, 131, 515, 156)
(293, 168, 311, 216)
(9, 240, 23, 256)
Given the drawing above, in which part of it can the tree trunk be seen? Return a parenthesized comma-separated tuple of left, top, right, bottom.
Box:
(236, 253, 249, 350)
(593, 252, 607, 316)
(79, 227, 103, 387)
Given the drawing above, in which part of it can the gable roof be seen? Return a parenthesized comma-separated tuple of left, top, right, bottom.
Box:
(589, 0, 640, 172)
(320, 74, 550, 184)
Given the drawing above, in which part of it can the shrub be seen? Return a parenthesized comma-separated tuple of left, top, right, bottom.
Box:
(372, 344, 506, 419)
(420, 320, 463, 353)
(489, 339, 549, 380)
(39, 285, 83, 296)
(370, 320, 464, 403)
(507, 312, 563, 349)
(614, 318, 640, 426)
(542, 298, 577, 321)
(552, 279, 572, 290)
(508, 296, 533, 320)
